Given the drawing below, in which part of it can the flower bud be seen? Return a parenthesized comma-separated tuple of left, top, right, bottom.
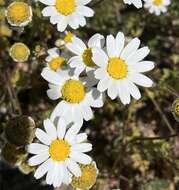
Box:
(5, 116, 35, 146)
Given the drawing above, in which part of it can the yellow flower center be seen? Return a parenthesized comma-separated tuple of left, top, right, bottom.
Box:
(10, 43, 30, 62)
(49, 139, 70, 161)
(55, 0, 76, 16)
(48, 57, 65, 71)
(107, 57, 128, 79)
(64, 32, 74, 43)
(71, 162, 98, 190)
(153, 0, 163, 6)
(61, 80, 85, 103)
(6, 2, 31, 25)
(82, 48, 96, 67)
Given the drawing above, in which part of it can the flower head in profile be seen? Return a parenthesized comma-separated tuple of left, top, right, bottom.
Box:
(92, 32, 154, 105)
(6, 2, 32, 27)
(123, 0, 142, 8)
(45, 48, 66, 72)
(144, 0, 170, 15)
(172, 98, 179, 122)
(9, 42, 30, 62)
(28, 118, 92, 188)
(64, 31, 75, 44)
(41, 68, 103, 125)
(66, 33, 104, 75)
(71, 161, 98, 190)
(39, 0, 94, 32)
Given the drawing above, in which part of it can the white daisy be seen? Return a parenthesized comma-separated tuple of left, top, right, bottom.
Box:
(144, 0, 170, 15)
(28, 118, 92, 188)
(39, 0, 94, 32)
(45, 47, 66, 72)
(123, 0, 142, 8)
(92, 32, 154, 105)
(66, 33, 104, 75)
(41, 68, 104, 125)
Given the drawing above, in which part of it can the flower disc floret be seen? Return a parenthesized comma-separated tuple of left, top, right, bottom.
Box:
(107, 57, 128, 79)
(83, 48, 96, 67)
(49, 139, 71, 161)
(55, 0, 76, 16)
(61, 80, 85, 103)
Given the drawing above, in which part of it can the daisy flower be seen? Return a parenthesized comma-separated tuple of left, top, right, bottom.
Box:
(45, 47, 66, 72)
(6, 2, 32, 27)
(28, 118, 92, 187)
(39, 0, 94, 32)
(144, 0, 170, 15)
(66, 33, 104, 75)
(92, 32, 154, 105)
(123, 0, 142, 8)
(41, 68, 103, 124)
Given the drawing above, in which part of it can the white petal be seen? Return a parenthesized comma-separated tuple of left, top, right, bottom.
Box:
(57, 17, 68, 32)
(65, 123, 81, 142)
(106, 34, 117, 57)
(43, 119, 57, 140)
(72, 143, 92, 153)
(47, 88, 61, 100)
(68, 56, 83, 67)
(47, 47, 59, 57)
(66, 159, 81, 177)
(88, 33, 104, 48)
(50, 14, 61, 24)
(77, 0, 92, 5)
(50, 101, 68, 122)
(77, 14, 87, 27)
(89, 88, 104, 108)
(115, 32, 125, 57)
(34, 158, 52, 179)
(57, 117, 67, 139)
(27, 143, 49, 154)
(107, 81, 118, 100)
(133, 0, 143, 8)
(46, 162, 56, 185)
(76, 133, 87, 143)
(118, 80, 131, 105)
(28, 152, 49, 166)
(42, 6, 56, 16)
(35, 128, 51, 145)
(62, 164, 72, 185)
(41, 68, 63, 85)
(127, 47, 150, 64)
(39, 0, 55, 5)
(129, 61, 155, 73)
(77, 6, 94, 17)
(121, 38, 140, 60)
(53, 163, 63, 187)
(68, 14, 80, 29)
(95, 68, 107, 79)
(71, 105, 83, 124)
(97, 77, 111, 92)
(81, 105, 93, 121)
(127, 80, 141, 100)
(66, 37, 86, 55)
(129, 73, 153, 87)
(70, 151, 92, 164)
(92, 48, 108, 67)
